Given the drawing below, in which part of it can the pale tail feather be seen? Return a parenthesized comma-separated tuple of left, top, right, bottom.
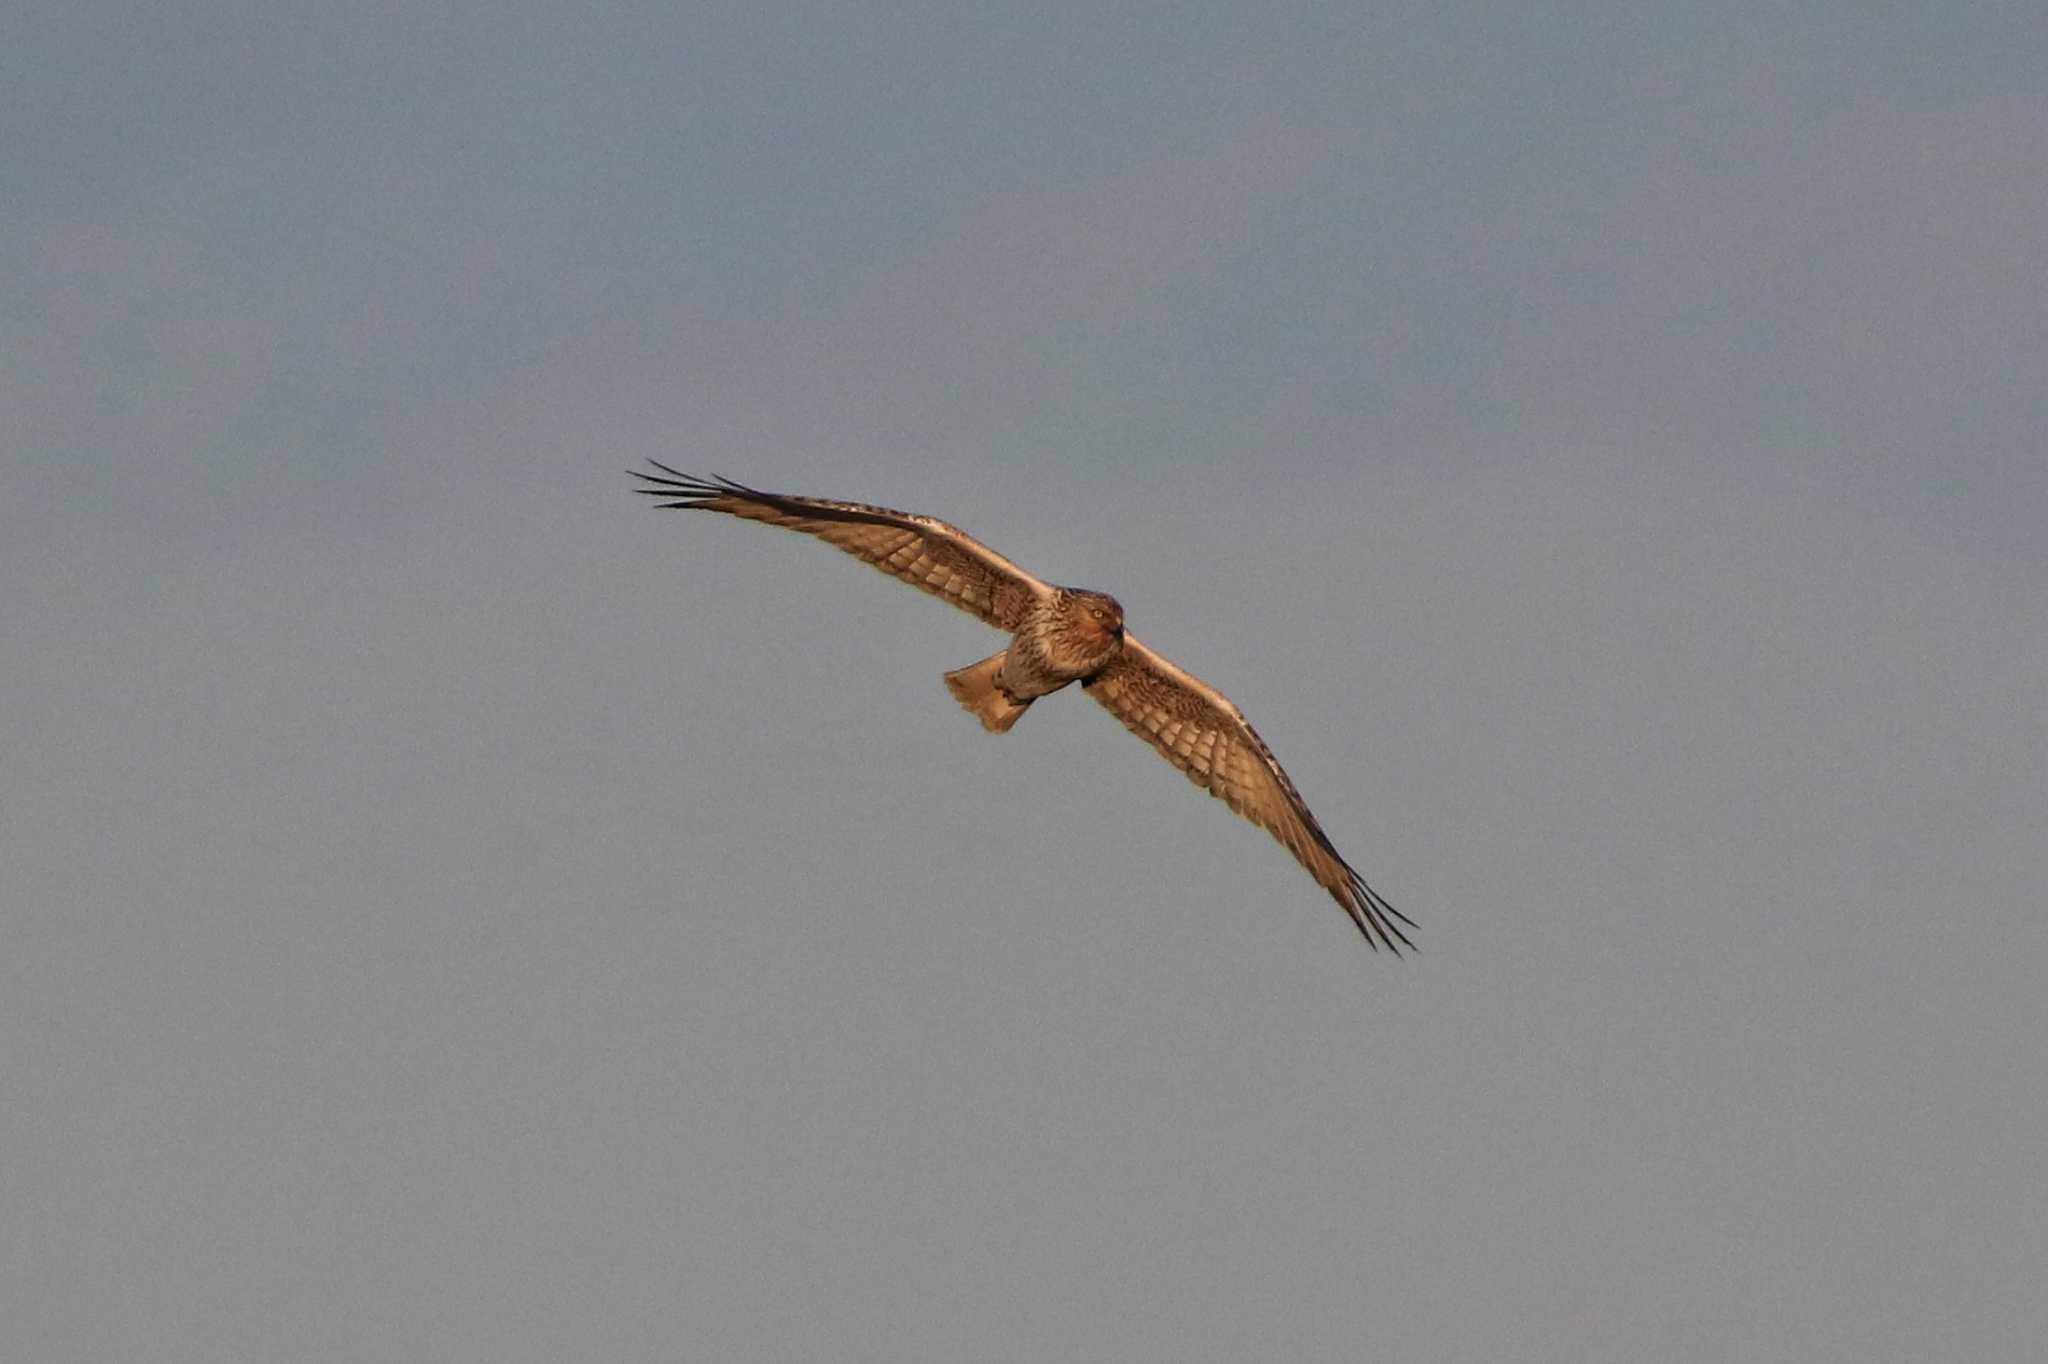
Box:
(943, 651, 1031, 733)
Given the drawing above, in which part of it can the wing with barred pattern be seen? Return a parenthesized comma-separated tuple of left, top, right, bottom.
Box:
(1084, 635, 1414, 952)
(632, 464, 1051, 630)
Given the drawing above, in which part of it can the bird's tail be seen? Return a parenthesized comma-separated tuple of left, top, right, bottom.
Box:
(944, 651, 1032, 733)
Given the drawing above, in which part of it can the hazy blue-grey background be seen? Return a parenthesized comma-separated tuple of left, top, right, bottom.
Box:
(8, 3, 2045, 1359)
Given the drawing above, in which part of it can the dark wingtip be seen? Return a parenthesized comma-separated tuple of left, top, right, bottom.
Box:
(1339, 871, 1415, 956)
(629, 462, 752, 508)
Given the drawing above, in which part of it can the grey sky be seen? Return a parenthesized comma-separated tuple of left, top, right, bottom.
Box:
(8, 3, 2045, 1360)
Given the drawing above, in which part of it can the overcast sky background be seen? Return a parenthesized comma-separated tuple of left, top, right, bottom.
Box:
(7, 3, 2046, 1360)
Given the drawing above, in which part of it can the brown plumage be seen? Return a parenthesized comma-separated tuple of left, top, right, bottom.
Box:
(632, 464, 1414, 952)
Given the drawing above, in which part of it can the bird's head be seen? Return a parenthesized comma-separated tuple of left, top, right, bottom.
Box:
(1078, 592, 1124, 642)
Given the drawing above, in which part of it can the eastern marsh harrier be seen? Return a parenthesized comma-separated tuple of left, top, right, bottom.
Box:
(633, 464, 1414, 952)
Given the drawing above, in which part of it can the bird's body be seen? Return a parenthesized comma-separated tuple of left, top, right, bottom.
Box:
(948, 587, 1127, 731)
(632, 465, 1414, 952)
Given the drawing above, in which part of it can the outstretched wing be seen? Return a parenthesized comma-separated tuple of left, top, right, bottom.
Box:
(633, 463, 1051, 631)
(1084, 635, 1414, 952)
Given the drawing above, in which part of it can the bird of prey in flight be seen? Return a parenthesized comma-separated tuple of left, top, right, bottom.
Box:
(633, 464, 1414, 952)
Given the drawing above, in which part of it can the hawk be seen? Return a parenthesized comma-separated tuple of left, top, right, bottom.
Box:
(633, 464, 1414, 952)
